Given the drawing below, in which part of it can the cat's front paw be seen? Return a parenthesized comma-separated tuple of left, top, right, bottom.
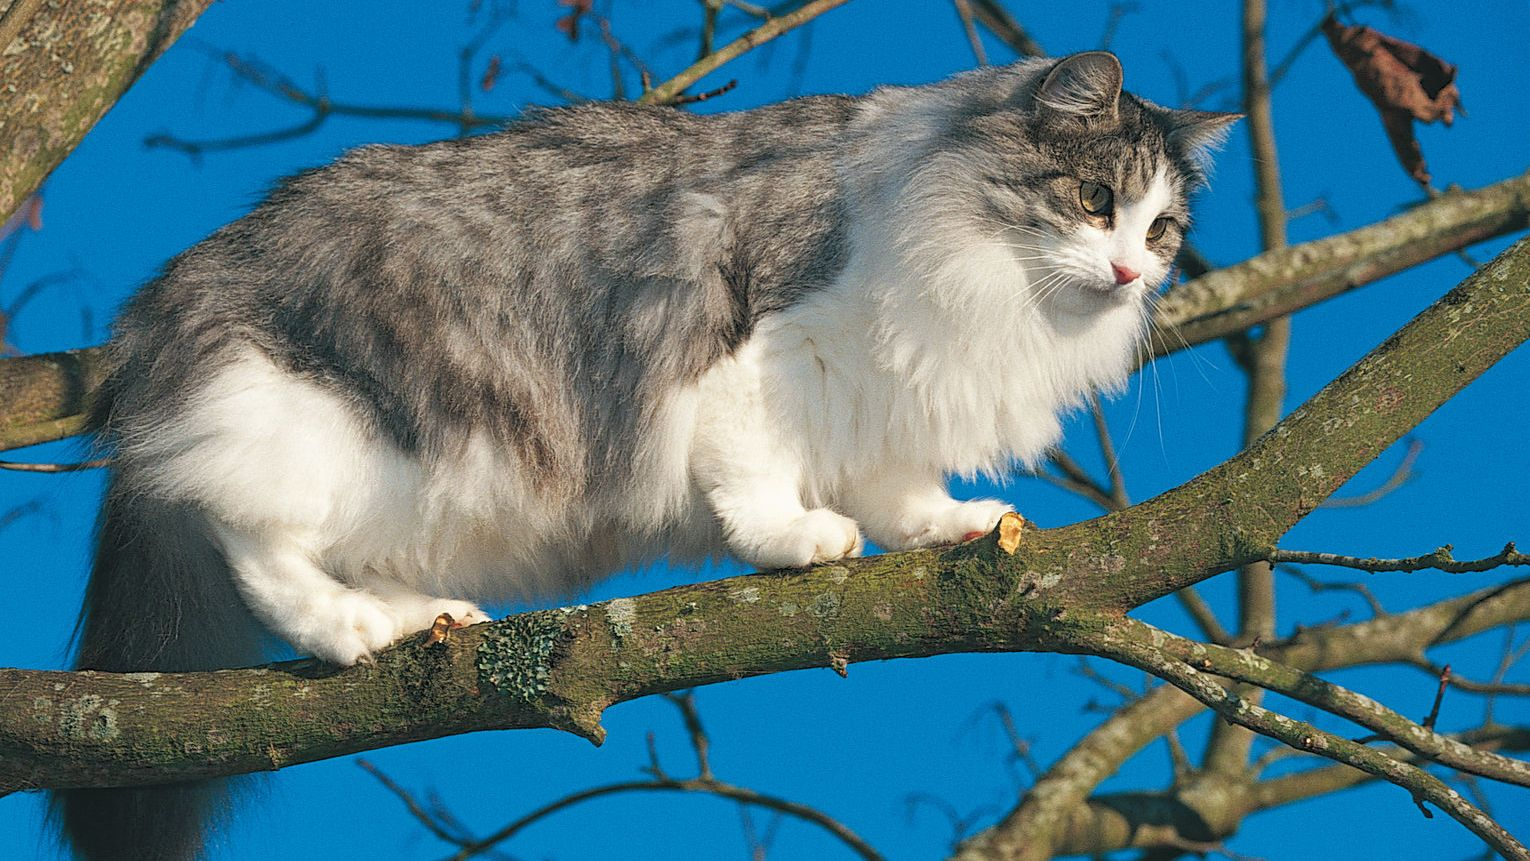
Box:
(888, 499, 1015, 550)
(740, 509, 863, 569)
(299, 591, 403, 666)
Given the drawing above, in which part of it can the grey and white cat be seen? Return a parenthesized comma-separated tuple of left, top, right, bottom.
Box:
(61, 52, 1233, 860)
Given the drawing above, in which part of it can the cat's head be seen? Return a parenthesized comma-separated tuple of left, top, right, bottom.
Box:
(934, 52, 1238, 310)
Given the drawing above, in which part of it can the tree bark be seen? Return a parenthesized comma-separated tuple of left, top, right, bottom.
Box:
(1, 0, 216, 222)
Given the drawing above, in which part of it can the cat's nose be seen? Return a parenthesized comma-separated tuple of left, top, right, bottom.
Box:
(1111, 262, 1140, 285)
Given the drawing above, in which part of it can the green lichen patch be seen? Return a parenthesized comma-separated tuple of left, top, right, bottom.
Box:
(476, 610, 574, 702)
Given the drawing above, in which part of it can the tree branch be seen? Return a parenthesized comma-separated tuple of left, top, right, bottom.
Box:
(953, 577, 1530, 860)
(1074, 617, 1529, 860)
(637, 0, 851, 106)
(1270, 544, 1529, 574)
(1151, 170, 1530, 357)
(1, 0, 215, 221)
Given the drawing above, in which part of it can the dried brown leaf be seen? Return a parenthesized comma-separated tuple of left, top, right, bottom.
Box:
(1322, 13, 1462, 186)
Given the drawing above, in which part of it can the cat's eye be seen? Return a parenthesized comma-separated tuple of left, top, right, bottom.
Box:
(1079, 181, 1113, 216)
(1147, 217, 1171, 241)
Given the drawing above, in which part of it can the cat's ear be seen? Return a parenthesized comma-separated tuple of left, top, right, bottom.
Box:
(1035, 52, 1124, 123)
(1166, 109, 1243, 169)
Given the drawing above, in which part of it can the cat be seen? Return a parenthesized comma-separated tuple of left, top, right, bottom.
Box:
(58, 51, 1234, 861)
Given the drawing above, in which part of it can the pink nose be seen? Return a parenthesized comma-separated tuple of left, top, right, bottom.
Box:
(1111, 262, 1140, 285)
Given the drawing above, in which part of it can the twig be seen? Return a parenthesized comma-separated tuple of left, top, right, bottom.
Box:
(447, 777, 882, 860)
(639, 0, 850, 106)
(0, 458, 109, 473)
(1038, 449, 1117, 512)
(1422, 664, 1451, 731)
(1403, 658, 1530, 698)
(1276, 563, 1388, 617)
(146, 52, 510, 157)
(359, 759, 475, 847)
(1088, 395, 1129, 509)
(663, 691, 713, 780)
(1097, 2, 1138, 51)
(951, 0, 988, 66)
(967, 0, 1044, 57)
(1075, 657, 1141, 704)
(1269, 543, 1530, 574)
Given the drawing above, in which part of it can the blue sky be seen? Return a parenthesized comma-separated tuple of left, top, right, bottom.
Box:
(2, 0, 1527, 858)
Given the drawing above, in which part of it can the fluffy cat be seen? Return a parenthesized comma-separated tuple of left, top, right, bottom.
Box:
(59, 51, 1234, 860)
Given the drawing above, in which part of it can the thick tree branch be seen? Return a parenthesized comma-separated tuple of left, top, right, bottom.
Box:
(1, 0, 214, 221)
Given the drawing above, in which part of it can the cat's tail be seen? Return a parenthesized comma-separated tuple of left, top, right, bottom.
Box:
(54, 474, 264, 861)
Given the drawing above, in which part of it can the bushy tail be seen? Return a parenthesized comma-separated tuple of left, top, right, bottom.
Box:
(54, 476, 264, 861)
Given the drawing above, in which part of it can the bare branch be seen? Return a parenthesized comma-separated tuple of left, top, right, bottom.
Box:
(1077, 617, 1529, 860)
(638, 0, 851, 106)
(1269, 544, 1530, 574)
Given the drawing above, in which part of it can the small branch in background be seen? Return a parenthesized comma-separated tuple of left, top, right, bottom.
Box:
(1096, 2, 1138, 51)
(410, 693, 885, 861)
(950, 0, 988, 66)
(0, 497, 45, 534)
(904, 793, 996, 851)
(967, 0, 1044, 58)
(639, 0, 851, 106)
(1080, 620, 1530, 859)
(1404, 658, 1530, 699)
(1269, 543, 1529, 574)
(1488, 629, 1530, 726)
(1421, 664, 1450, 731)
(1075, 657, 1142, 706)
(697, 0, 721, 61)
(1277, 563, 1388, 618)
(358, 759, 486, 850)
(145, 51, 511, 158)
(1088, 395, 1129, 509)
(0, 458, 109, 473)
(1286, 195, 1341, 225)
(1320, 438, 1422, 508)
(455, 3, 514, 133)
(988, 703, 1043, 783)
(1178, 586, 1235, 645)
(1036, 449, 1117, 512)
(504, 56, 590, 104)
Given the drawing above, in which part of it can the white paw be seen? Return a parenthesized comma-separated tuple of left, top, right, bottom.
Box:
(889, 499, 1015, 550)
(742, 508, 863, 569)
(297, 591, 402, 666)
